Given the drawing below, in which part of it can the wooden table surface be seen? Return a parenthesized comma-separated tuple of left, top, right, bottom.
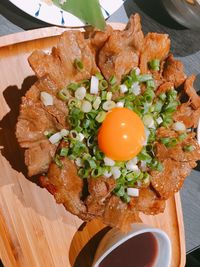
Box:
(0, 0, 200, 255)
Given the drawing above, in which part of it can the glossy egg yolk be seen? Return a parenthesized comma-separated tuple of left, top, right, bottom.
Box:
(98, 108, 145, 161)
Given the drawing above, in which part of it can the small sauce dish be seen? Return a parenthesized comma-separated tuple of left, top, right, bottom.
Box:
(92, 223, 171, 267)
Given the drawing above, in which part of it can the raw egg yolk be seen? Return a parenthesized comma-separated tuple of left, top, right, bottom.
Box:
(98, 107, 145, 161)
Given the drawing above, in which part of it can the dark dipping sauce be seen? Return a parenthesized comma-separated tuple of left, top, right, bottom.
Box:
(99, 232, 158, 267)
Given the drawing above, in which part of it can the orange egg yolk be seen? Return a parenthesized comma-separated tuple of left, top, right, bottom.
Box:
(98, 107, 145, 161)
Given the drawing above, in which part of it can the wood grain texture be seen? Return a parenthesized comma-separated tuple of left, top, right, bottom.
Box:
(0, 26, 185, 267)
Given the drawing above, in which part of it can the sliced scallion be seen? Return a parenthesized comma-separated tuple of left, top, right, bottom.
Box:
(74, 59, 84, 71)
(148, 59, 160, 71)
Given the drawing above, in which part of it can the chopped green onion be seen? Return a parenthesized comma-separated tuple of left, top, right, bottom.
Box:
(74, 59, 84, 71)
(96, 111, 107, 123)
(138, 74, 152, 83)
(163, 100, 179, 113)
(111, 84, 120, 93)
(106, 92, 112, 101)
(148, 59, 160, 71)
(67, 83, 80, 91)
(161, 114, 173, 127)
(109, 75, 117, 85)
(59, 147, 69, 157)
(183, 145, 194, 152)
(93, 96, 101, 110)
(78, 168, 90, 178)
(101, 91, 107, 100)
(99, 79, 108, 90)
(143, 89, 155, 103)
(159, 92, 167, 101)
(85, 93, 94, 102)
(149, 159, 163, 171)
(81, 80, 90, 90)
(121, 193, 131, 203)
(95, 72, 104, 80)
(146, 80, 155, 89)
(143, 114, 154, 128)
(125, 101, 134, 110)
(93, 146, 104, 160)
(68, 98, 82, 108)
(154, 100, 163, 113)
(160, 137, 171, 145)
(102, 100, 116, 111)
(160, 137, 178, 148)
(91, 167, 103, 177)
(123, 76, 133, 88)
(130, 68, 140, 82)
(167, 89, 177, 100)
(178, 133, 187, 141)
(84, 157, 97, 169)
(54, 154, 63, 168)
(57, 88, 70, 101)
(138, 148, 152, 163)
(114, 185, 125, 197)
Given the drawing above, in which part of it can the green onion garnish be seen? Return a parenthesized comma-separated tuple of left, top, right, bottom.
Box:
(183, 145, 194, 152)
(148, 59, 160, 71)
(74, 59, 84, 71)
(109, 75, 117, 85)
(95, 111, 106, 123)
(54, 154, 63, 168)
(59, 147, 69, 157)
(95, 72, 104, 80)
(178, 133, 187, 142)
(57, 88, 70, 101)
(138, 74, 152, 83)
(67, 82, 80, 91)
(99, 79, 108, 90)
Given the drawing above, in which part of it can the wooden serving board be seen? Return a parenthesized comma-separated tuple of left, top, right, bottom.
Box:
(0, 25, 185, 267)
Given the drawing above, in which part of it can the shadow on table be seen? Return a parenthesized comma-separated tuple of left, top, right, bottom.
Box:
(69, 222, 110, 267)
(0, 76, 37, 182)
(124, 0, 200, 56)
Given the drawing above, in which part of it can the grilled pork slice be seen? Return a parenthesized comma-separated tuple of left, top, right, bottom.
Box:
(98, 13, 144, 83)
(151, 129, 200, 199)
(184, 75, 200, 109)
(40, 156, 87, 218)
(162, 54, 186, 88)
(140, 33, 170, 74)
(137, 187, 166, 215)
(173, 102, 200, 128)
(150, 159, 195, 199)
(102, 195, 140, 232)
(85, 177, 115, 218)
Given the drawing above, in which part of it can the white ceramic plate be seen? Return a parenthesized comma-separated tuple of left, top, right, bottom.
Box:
(9, 0, 126, 27)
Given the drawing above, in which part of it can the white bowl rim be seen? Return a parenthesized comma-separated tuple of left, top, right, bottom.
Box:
(93, 227, 171, 267)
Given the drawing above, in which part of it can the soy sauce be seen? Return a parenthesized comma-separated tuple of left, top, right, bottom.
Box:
(99, 232, 158, 267)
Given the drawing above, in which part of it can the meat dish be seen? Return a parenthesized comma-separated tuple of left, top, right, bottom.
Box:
(16, 13, 200, 231)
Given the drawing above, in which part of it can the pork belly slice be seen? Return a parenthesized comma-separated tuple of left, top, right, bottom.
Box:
(173, 102, 200, 128)
(140, 33, 170, 74)
(162, 54, 186, 88)
(55, 31, 99, 82)
(40, 156, 87, 218)
(150, 158, 196, 200)
(137, 187, 165, 215)
(151, 129, 200, 199)
(85, 177, 116, 217)
(29, 31, 99, 93)
(98, 13, 144, 83)
(25, 140, 56, 176)
(184, 75, 200, 109)
(102, 195, 140, 232)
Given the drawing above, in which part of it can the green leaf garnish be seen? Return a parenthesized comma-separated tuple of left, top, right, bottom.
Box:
(52, 0, 106, 30)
